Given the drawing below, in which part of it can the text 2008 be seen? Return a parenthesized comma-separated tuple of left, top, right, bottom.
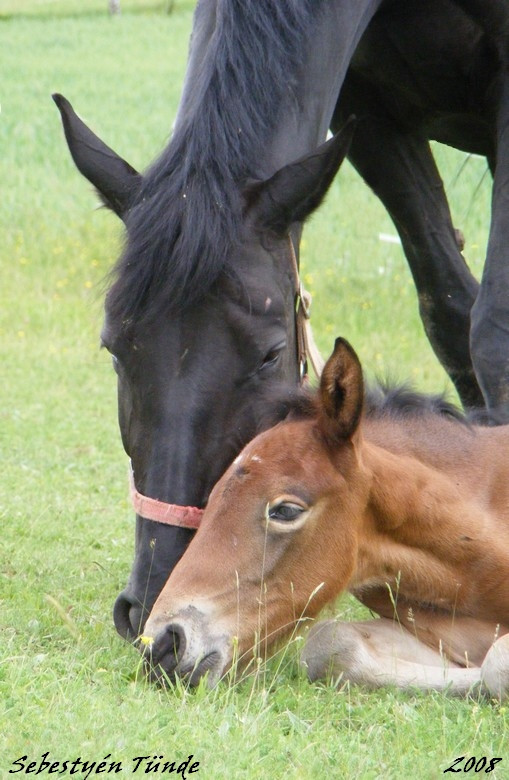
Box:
(444, 757, 503, 773)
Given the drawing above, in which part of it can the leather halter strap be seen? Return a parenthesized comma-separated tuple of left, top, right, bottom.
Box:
(129, 464, 203, 530)
(128, 234, 324, 528)
(287, 235, 325, 379)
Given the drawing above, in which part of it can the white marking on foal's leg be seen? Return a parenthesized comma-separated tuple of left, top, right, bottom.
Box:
(301, 619, 481, 695)
(481, 634, 509, 700)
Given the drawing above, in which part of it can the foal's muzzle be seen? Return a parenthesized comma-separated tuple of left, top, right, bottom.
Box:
(141, 608, 231, 687)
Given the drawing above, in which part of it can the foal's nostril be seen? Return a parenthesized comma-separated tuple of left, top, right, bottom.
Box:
(148, 623, 187, 676)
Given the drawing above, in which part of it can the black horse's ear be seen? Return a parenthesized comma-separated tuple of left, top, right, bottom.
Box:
(319, 337, 364, 442)
(52, 94, 142, 220)
(245, 117, 356, 235)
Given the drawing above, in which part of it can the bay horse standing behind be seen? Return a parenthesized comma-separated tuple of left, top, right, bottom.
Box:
(142, 339, 509, 698)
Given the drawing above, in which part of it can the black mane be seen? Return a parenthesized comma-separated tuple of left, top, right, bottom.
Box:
(108, 0, 316, 324)
(258, 379, 472, 431)
(363, 381, 468, 424)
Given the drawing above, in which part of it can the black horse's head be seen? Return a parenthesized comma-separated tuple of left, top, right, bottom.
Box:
(54, 94, 353, 640)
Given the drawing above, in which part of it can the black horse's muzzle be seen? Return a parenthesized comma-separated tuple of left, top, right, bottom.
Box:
(113, 590, 149, 641)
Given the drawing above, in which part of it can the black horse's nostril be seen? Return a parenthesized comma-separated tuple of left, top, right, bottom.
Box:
(146, 623, 187, 678)
(113, 592, 147, 641)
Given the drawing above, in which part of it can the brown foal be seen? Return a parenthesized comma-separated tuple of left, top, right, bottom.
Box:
(142, 338, 509, 696)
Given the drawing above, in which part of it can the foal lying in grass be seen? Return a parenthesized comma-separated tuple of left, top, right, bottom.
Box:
(142, 338, 509, 697)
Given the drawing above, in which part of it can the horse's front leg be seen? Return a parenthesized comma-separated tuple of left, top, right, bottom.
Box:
(332, 74, 483, 409)
(301, 618, 482, 695)
(470, 79, 509, 423)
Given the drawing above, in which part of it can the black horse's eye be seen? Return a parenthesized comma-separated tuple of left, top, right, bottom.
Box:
(260, 344, 285, 371)
(263, 350, 280, 367)
(268, 503, 305, 522)
(100, 340, 121, 374)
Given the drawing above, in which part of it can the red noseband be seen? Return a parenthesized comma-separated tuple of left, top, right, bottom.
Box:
(129, 465, 203, 530)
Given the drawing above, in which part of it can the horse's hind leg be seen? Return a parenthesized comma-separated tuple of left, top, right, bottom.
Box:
(302, 618, 482, 694)
(469, 79, 509, 423)
(332, 75, 483, 409)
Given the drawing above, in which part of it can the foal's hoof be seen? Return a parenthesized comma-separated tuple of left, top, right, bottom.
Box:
(301, 620, 373, 685)
(481, 634, 509, 701)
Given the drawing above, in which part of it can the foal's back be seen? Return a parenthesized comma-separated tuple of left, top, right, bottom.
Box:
(365, 403, 509, 517)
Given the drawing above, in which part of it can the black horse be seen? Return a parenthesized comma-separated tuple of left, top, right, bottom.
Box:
(334, 0, 509, 416)
(54, 0, 509, 641)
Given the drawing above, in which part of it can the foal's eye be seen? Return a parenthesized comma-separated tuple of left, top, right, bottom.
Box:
(268, 503, 305, 522)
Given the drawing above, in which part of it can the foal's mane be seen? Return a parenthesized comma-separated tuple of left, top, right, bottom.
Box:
(108, 0, 316, 324)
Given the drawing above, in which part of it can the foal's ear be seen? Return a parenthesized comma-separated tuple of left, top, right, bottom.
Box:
(52, 94, 142, 220)
(246, 117, 356, 235)
(319, 337, 364, 441)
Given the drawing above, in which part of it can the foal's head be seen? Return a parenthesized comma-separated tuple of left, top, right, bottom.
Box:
(142, 338, 370, 685)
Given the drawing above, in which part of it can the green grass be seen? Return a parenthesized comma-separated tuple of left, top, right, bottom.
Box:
(0, 0, 174, 18)
(1, 3, 506, 778)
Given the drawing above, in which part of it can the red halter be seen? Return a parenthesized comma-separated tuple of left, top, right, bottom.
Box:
(129, 465, 203, 530)
(127, 236, 323, 530)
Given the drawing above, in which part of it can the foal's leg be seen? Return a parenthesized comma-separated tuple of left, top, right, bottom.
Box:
(481, 634, 509, 700)
(301, 618, 481, 694)
(331, 74, 483, 409)
(354, 588, 508, 668)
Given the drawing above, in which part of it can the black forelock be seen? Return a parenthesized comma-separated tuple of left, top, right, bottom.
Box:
(107, 0, 316, 325)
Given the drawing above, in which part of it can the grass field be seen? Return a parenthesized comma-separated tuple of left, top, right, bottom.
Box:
(1, 2, 506, 778)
